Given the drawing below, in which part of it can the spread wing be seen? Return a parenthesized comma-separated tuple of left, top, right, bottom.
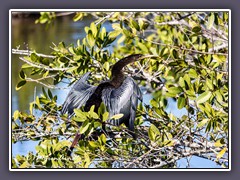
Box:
(102, 77, 142, 131)
(61, 72, 96, 118)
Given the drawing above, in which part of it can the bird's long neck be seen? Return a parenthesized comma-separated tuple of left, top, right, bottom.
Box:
(111, 54, 143, 87)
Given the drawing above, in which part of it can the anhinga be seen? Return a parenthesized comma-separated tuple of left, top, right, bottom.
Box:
(62, 54, 146, 154)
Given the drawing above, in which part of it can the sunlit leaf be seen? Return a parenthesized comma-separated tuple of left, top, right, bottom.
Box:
(215, 139, 225, 147)
(188, 69, 198, 78)
(148, 124, 160, 142)
(138, 42, 148, 53)
(102, 112, 109, 122)
(167, 87, 182, 95)
(73, 12, 84, 22)
(79, 120, 90, 134)
(196, 91, 212, 104)
(19, 161, 29, 168)
(206, 79, 214, 90)
(89, 141, 99, 148)
(150, 99, 159, 108)
(87, 31, 95, 47)
(197, 119, 209, 128)
(13, 110, 19, 120)
(90, 22, 98, 37)
(217, 147, 227, 159)
(108, 30, 122, 39)
(213, 55, 226, 63)
(207, 13, 215, 29)
(99, 134, 106, 145)
(177, 97, 186, 109)
(111, 114, 124, 120)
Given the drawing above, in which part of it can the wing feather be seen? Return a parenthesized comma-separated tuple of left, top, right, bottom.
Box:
(102, 77, 142, 130)
(62, 72, 96, 117)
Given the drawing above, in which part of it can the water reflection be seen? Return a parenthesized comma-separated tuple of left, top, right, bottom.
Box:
(11, 15, 96, 113)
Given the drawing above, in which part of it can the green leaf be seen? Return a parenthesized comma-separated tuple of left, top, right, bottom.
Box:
(21, 63, 32, 69)
(89, 111, 99, 119)
(160, 47, 169, 57)
(29, 102, 33, 115)
(103, 62, 110, 71)
(138, 18, 144, 30)
(90, 22, 98, 37)
(188, 69, 198, 78)
(217, 147, 227, 159)
(206, 79, 214, 90)
(177, 97, 186, 109)
(102, 112, 109, 122)
(148, 124, 160, 141)
(192, 26, 201, 33)
(19, 161, 29, 168)
(73, 109, 87, 121)
(111, 114, 124, 120)
(207, 13, 215, 29)
(185, 90, 196, 99)
(178, 77, 185, 88)
(170, 49, 178, 59)
(72, 116, 86, 122)
(183, 74, 191, 88)
(48, 89, 53, 99)
(79, 120, 90, 134)
(150, 99, 159, 108)
(167, 87, 182, 95)
(215, 139, 225, 147)
(87, 31, 95, 47)
(56, 140, 71, 151)
(42, 87, 47, 97)
(213, 55, 226, 63)
(84, 26, 90, 34)
(138, 42, 148, 53)
(98, 102, 106, 115)
(122, 29, 132, 38)
(13, 110, 19, 120)
(196, 91, 212, 104)
(99, 134, 106, 145)
(130, 19, 140, 31)
(197, 119, 209, 128)
(51, 160, 58, 168)
(100, 27, 106, 40)
(19, 70, 26, 79)
(90, 105, 95, 113)
(16, 80, 26, 90)
(215, 90, 223, 103)
(30, 53, 39, 62)
(94, 121, 102, 128)
(89, 141, 99, 148)
(35, 96, 41, 108)
(112, 23, 121, 30)
(89, 105, 99, 119)
(108, 30, 122, 39)
(73, 12, 83, 22)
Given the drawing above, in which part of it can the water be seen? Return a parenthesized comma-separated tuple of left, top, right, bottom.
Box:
(11, 15, 96, 113)
(11, 14, 221, 168)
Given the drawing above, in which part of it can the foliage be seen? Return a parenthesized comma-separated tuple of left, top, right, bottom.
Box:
(12, 11, 229, 168)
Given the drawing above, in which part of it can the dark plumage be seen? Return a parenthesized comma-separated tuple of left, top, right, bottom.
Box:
(62, 54, 144, 153)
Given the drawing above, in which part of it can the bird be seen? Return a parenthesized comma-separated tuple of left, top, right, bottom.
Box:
(61, 54, 146, 153)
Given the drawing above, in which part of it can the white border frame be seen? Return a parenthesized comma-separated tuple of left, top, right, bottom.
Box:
(9, 9, 231, 171)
